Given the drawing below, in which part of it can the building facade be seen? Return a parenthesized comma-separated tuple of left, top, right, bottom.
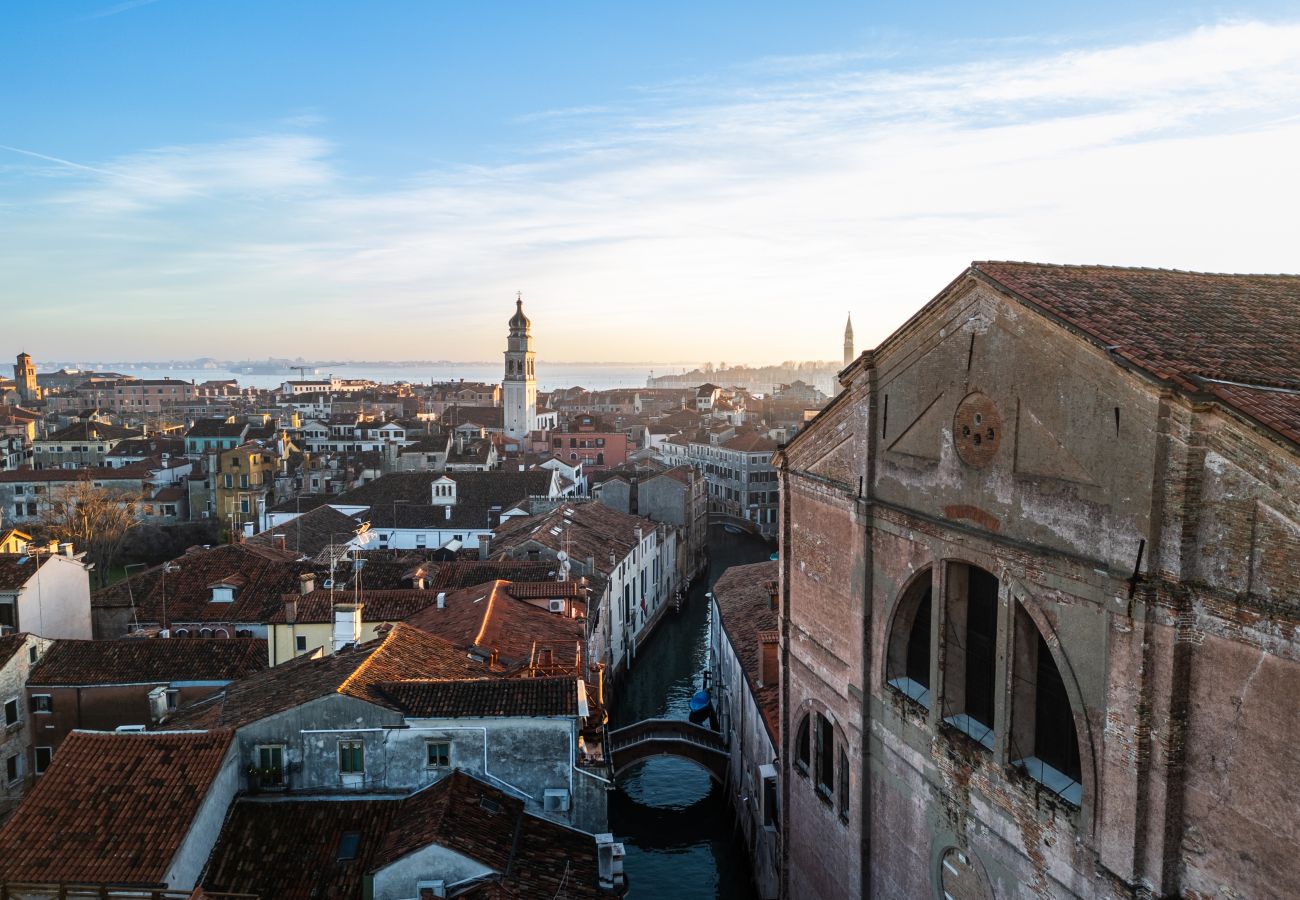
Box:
(778, 263, 1300, 899)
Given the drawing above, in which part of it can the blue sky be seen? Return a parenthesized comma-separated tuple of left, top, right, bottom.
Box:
(3, 1, 1299, 364)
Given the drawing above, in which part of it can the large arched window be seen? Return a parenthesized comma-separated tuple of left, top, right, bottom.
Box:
(886, 570, 933, 707)
(1010, 601, 1083, 805)
(942, 563, 999, 750)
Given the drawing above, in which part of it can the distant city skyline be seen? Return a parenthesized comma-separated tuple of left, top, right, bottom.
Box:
(4, 2, 1298, 363)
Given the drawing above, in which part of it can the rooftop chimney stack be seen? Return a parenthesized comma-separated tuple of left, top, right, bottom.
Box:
(299, 573, 315, 596)
(332, 603, 362, 651)
(436, 592, 447, 610)
(595, 833, 627, 890)
(478, 534, 490, 560)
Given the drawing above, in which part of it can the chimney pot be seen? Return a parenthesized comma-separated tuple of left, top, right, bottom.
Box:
(436, 592, 446, 609)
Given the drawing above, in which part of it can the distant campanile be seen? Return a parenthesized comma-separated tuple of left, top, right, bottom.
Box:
(843, 314, 854, 367)
(14, 352, 40, 403)
(503, 293, 537, 441)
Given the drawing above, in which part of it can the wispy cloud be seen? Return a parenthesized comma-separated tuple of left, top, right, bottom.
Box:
(4, 20, 1299, 363)
(80, 0, 166, 21)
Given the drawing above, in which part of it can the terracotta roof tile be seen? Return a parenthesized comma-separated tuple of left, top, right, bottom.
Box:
(164, 623, 485, 730)
(204, 771, 607, 899)
(202, 796, 399, 900)
(378, 676, 580, 718)
(375, 771, 607, 897)
(246, 505, 362, 559)
(27, 637, 267, 686)
(403, 580, 585, 669)
(0, 633, 29, 669)
(0, 553, 53, 590)
(973, 262, 1300, 446)
(0, 729, 234, 885)
(712, 560, 780, 743)
(93, 543, 318, 626)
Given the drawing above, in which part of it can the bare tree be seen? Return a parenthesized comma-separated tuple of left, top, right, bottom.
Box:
(34, 476, 142, 587)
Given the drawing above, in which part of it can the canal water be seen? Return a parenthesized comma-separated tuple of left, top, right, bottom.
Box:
(609, 526, 773, 899)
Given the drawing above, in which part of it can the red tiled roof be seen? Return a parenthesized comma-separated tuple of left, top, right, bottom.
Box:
(403, 580, 585, 668)
(374, 771, 606, 897)
(722, 431, 778, 452)
(712, 560, 780, 743)
(0, 553, 52, 590)
(202, 796, 399, 900)
(378, 676, 580, 718)
(164, 623, 486, 730)
(267, 589, 436, 624)
(0, 729, 234, 885)
(204, 771, 607, 899)
(973, 262, 1300, 447)
(0, 633, 29, 669)
(92, 543, 319, 625)
(27, 637, 267, 686)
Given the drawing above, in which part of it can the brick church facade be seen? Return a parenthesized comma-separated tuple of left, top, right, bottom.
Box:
(777, 263, 1299, 898)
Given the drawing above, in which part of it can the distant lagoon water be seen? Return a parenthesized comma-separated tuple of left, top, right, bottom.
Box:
(54, 362, 703, 392)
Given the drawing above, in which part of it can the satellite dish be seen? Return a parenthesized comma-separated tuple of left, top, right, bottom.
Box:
(556, 551, 569, 562)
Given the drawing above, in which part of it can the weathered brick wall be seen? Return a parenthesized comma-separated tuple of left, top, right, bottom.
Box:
(780, 372, 869, 899)
(781, 273, 1300, 900)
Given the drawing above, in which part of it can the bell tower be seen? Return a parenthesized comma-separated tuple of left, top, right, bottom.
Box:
(843, 314, 854, 368)
(14, 352, 40, 404)
(503, 293, 537, 441)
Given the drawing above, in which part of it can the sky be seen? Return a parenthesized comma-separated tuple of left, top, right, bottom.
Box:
(3, 1, 1299, 366)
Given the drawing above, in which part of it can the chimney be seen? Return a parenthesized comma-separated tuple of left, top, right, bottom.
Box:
(595, 833, 627, 890)
(760, 636, 778, 687)
(299, 573, 315, 595)
(478, 534, 490, 560)
(59, 542, 74, 557)
(333, 603, 362, 651)
(284, 597, 298, 625)
(273, 533, 287, 551)
(436, 592, 447, 609)
(444, 505, 451, 521)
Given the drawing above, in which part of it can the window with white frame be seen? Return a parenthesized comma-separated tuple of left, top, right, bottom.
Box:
(33, 746, 52, 774)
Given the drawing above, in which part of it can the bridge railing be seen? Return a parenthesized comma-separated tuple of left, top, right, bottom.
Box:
(608, 718, 727, 754)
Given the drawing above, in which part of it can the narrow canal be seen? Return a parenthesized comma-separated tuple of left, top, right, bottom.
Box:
(609, 526, 773, 899)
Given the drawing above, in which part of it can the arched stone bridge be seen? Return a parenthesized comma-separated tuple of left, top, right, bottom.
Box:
(608, 718, 729, 782)
(706, 512, 761, 535)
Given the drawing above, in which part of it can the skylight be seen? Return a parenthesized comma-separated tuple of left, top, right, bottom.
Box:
(337, 830, 361, 861)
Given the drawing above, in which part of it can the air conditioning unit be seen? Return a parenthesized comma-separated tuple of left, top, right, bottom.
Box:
(548, 599, 566, 614)
(543, 788, 570, 813)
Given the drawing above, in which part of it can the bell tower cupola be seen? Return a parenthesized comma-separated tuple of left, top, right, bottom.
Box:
(503, 293, 537, 441)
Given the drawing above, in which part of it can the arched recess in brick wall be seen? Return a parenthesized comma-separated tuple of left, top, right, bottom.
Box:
(883, 566, 934, 709)
(1003, 577, 1099, 828)
(790, 696, 855, 823)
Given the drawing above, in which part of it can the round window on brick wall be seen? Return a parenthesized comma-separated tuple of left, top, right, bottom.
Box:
(952, 392, 1002, 468)
(938, 847, 991, 900)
